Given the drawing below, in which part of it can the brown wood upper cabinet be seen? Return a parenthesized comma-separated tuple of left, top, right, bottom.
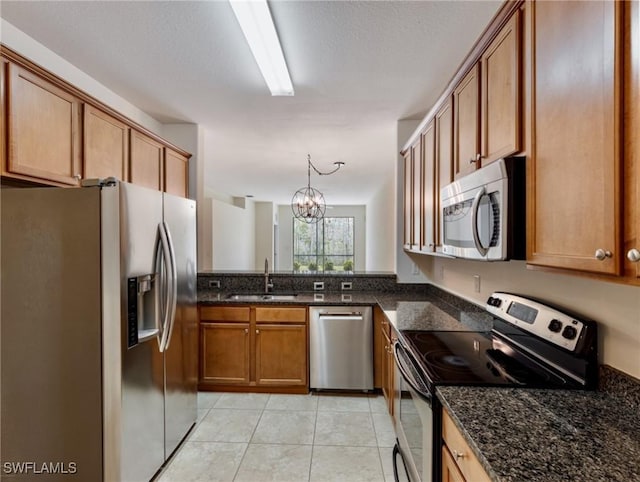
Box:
(526, 1, 622, 275)
(421, 121, 436, 252)
(624, 0, 640, 279)
(83, 105, 129, 182)
(5, 63, 81, 186)
(454, 11, 521, 179)
(130, 129, 164, 191)
(411, 136, 423, 250)
(435, 97, 454, 248)
(403, 150, 412, 249)
(164, 147, 189, 197)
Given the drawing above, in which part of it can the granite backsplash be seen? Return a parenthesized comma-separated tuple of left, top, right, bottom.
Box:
(197, 272, 430, 296)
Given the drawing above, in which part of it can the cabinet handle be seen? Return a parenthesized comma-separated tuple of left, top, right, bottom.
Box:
(73, 174, 82, 180)
(469, 153, 483, 164)
(627, 249, 640, 263)
(453, 450, 465, 460)
(256, 329, 260, 334)
(594, 249, 613, 261)
(244, 328, 248, 334)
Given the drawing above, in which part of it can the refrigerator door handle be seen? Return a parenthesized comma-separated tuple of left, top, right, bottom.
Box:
(158, 221, 177, 352)
(157, 222, 172, 352)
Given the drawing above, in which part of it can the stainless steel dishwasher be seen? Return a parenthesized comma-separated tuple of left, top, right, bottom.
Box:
(309, 306, 373, 390)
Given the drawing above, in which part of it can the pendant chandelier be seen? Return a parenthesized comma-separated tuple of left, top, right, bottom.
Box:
(291, 154, 344, 224)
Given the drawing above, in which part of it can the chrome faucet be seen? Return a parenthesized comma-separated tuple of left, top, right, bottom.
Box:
(264, 258, 274, 293)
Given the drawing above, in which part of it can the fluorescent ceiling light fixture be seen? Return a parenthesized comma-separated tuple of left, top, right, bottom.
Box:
(229, 0, 294, 96)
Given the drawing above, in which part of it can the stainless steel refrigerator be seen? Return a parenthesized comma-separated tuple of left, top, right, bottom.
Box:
(1, 180, 198, 481)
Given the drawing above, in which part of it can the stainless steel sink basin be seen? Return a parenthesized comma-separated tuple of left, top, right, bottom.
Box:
(226, 294, 298, 301)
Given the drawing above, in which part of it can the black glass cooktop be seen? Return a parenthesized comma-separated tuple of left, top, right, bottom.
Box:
(400, 330, 562, 388)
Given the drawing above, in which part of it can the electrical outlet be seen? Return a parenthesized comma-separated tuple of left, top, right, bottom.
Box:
(440, 266, 445, 280)
(473, 275, 481, 293)
(412, 262, 419, 275)
(313, 281, 324, 291)
(208, 280, 220, 289)
(341, 282, 352, 291)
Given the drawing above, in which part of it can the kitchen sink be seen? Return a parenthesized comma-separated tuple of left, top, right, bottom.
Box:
(226, 294, 298, 301)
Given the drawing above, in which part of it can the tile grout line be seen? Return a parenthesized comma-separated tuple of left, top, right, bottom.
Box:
(232, 393, 271, 481)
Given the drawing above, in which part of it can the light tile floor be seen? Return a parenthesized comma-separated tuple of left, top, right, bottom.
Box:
(155, 391, 399, 482)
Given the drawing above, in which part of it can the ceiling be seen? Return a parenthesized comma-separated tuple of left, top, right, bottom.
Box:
(0, 0, 501, 205)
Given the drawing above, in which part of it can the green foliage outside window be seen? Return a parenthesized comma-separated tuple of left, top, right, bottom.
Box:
(293, 217, 355, 273)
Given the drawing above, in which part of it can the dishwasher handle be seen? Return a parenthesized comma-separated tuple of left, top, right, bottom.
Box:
(317, 312, 363, 318)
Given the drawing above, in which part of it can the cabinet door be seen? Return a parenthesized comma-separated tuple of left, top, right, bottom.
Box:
(624, 0, 640, 279)
(527, 1, 621, 275)
(435, 97, 453, 248)
(453, 64, 480, 179)
(381, 328, 394, 416)
(255, 324, 307, 386)
(6, 63, 81, 185)
(130, 130, 163, 190)
(481, 11, 521, 163)
(411, 137, 422, 250)
(1, 59, 6, 173)
(442, 447, 466, 482)
(164, 148, 189, 197)
(422, 122, 436, 252)
(83, 105, 129, 181)
(403, 150, 412, 248)
(200, 323, 250, 385)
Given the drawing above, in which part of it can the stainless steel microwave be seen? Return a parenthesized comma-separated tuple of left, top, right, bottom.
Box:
(440, 157, 525, 261)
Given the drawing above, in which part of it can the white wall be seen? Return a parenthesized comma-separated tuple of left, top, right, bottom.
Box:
(254, 202, 275, 269)
(211, 196, 256, 270)
(277, 205, 366, 272)
(414, 255, 640, 379)
(365, 175, 396, 272)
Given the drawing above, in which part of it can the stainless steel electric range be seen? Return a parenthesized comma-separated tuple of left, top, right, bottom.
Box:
(392, 292, 599, 482)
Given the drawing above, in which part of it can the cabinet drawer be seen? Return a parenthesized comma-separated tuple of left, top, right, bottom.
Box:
(442, 409, 490, 482)
(255, 307, 306, 323)
(200, 306, 250, 322)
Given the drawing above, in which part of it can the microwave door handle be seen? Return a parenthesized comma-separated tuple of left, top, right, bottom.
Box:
(471, 186, 489, 257)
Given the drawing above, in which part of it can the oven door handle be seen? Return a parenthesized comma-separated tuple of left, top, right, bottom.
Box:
(471, 186, 490, 257)
(393, 342, 432, 402)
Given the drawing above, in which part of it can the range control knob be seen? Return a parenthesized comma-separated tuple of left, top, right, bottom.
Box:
(548, 319, 563, 333)
(562, 326, 578, 340)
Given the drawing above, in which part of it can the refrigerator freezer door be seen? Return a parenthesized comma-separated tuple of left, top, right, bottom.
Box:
(118, 182, 165, 481)
(162, 193, 198, 458)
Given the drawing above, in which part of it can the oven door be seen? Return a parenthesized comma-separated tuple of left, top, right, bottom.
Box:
(440, 177, 508, 260)
(393, 342, 434, 482)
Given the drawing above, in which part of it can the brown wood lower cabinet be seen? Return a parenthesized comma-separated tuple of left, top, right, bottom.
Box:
(442, 409, 490, 482)
(255, 324, 307, 386)
(201, 322, 250, 385)
(374, 305, 395, 416)
(199, 305, 308, 393)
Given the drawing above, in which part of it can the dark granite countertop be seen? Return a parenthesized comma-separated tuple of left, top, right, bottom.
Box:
(199, 287, 494, 333)
(198, 291, 378, 306)
(437, 373, 640, 482)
